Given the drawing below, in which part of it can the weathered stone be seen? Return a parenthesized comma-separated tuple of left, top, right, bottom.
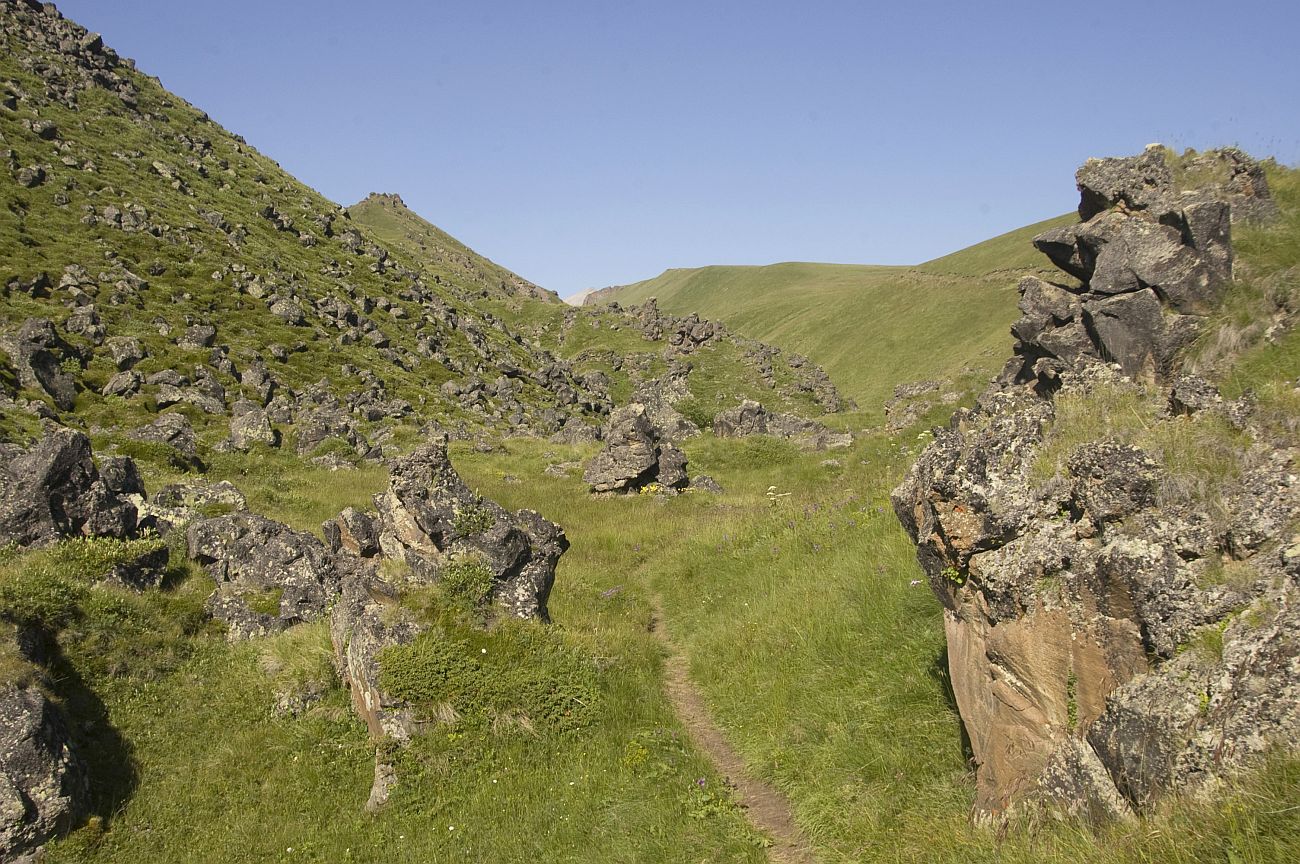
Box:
(127, 412, 201, 469)
(0, 423, 136, 548)
(104, 336, 145, 371)
(0, 319, 79, 411)
(177, 324, 216, 350)
(583, 404, 662, 493)
(712, 399, 852, 451)
(0, 679, 88, 862)
(188, 513, 340, 639)
(229, 408, 277, 451)
(1076, 147, 1174, 221)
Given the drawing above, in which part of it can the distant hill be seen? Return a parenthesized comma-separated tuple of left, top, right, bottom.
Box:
(347, 193, 560, 303)
(588, 214, 1075, 414)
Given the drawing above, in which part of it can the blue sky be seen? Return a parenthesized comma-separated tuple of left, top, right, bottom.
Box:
(56, 0, 1300, 297)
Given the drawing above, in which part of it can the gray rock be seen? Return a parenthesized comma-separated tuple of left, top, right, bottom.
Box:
(104, 336, 145, 371)
(0, 423, 137, 548)
(1076, 146, 1174, 221)
(582, 404, 665, 493)
(0, 679, 88, 862)
(188, 513, 340, 639)
(229, 408, 277, 451)
(127, 412, 201, 469)
(101, 370, 140, 398)
(0, 319, 79, 411)
(177, 324, 216, 350)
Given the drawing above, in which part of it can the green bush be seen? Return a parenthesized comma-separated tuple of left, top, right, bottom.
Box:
(438, 556, 496, 606)
(378, 616, 599, 734)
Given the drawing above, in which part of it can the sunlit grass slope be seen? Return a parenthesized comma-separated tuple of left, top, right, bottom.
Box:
(348, 193, 559, 302)
(594, 214, 1074, 415)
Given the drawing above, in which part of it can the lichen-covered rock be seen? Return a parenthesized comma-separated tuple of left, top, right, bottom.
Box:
(0, 683, 89, 862)
(187, 513, 340, 639)
(371, 439, 568, 617)
(330, 436, 570, 768)
(1011, 147, 1275, 395)
(127, 412, 202, 469)
(0, 422, 137, 548)
(893, 149, 1297, 822)
(0, 319, 80, 411)
(228, 407, 277, 450)
(583, 403, 688, 493)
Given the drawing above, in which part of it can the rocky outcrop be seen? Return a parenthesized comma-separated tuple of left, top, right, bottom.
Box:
(187, 514, 340, 640)
(329, 437, 569, 769)
(1006, 146, 1276, 394)
(583, 403, 691, 493)
(0, 422, 138, 548)
(712, 400, 852, 451)
(892, 149, 1296, 821)
(0, 319, 81, 412)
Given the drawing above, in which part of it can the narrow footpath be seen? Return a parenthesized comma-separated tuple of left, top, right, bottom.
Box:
(651, 605, 818, 864)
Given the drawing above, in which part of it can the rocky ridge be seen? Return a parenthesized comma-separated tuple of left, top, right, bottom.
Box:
(892, 148, 1298, 821)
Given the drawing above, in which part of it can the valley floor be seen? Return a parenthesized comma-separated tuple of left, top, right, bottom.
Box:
(30, 422, 1299, 864)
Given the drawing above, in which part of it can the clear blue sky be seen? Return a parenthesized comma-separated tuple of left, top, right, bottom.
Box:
(56, 0, 1300, 297)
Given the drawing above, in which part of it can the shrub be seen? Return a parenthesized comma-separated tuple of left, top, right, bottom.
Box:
(378, 617, 599, 735)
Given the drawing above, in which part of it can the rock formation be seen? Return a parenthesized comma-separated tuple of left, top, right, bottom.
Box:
(0, 633, 89, 862)
(712, 399, 852, 451)
(187, 513, 341, 640)
(892, 149, 1297, 821)
(327, 437, 569, 804)
(583, 403, 691, 493)
(0, 422, 138, 548)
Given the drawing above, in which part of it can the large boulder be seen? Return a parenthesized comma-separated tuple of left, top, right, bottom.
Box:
(0, 683, 89, 862)
(1011, 148, 1275, 394)
(369, 439, 569, 617)
(0, 423, 137, 548)
(583, 403, 694, 492)
(330, 437, 570, 754)
(187, 514, 340, 640)
(127, 412, 202, 470)
(894, 154, 1300, 823)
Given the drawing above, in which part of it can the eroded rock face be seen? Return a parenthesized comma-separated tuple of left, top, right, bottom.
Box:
(893, 150, 1297, 821)
(0, 422, 137, 548)
(1009, 147, 1277, 394)
(0, 684, 89, 862)
(0, 319, 80, 412)
(583, 403, 692, 493)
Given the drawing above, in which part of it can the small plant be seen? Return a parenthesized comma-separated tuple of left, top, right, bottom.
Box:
(452, 501, 496, 537)
(940, 565, 965, 587)
(438, 556, 496, 606)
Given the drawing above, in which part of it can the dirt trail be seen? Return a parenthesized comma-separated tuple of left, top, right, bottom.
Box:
(651, 607, 818, 864)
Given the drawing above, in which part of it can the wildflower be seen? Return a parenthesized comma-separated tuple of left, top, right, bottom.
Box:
(909, 579, 921, 587)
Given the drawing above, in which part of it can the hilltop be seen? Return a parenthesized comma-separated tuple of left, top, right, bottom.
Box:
(347, 192, 560, 303)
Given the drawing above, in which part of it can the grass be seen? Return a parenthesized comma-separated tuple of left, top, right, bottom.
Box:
(588, 214, 1075, 418)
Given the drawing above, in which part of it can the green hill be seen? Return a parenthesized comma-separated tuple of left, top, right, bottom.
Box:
(592, 214, 1076, 414)
(347, 192, 560, 303)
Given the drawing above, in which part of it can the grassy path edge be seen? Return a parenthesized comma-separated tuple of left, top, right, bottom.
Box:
(652, 599, 818, 864)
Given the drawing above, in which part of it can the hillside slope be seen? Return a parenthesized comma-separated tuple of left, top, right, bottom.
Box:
(590, 214, 1075, 414)
(347, 192, 559, 303)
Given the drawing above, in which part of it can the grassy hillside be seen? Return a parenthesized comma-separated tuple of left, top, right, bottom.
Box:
(593, 214, 1075, 416)
(347, 193, 560, 303)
